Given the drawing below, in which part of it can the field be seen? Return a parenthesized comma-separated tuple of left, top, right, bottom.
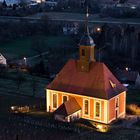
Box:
(0, 35, 76, 59)
(0, 71, 49, 98)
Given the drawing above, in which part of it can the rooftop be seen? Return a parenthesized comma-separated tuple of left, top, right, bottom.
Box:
(47, 59, 127, 99)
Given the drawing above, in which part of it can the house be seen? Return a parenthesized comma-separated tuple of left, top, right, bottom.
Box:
(135, 73, 140, 89)
(114, 68, 139, 85)
(0, 53, 7, 66)
(44, 0, 57, 7)
(46, 16, 127, 124)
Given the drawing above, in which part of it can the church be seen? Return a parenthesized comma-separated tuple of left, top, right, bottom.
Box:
(46, 13, 127, 124)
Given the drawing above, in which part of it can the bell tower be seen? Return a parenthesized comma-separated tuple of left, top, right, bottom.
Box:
(77, 7, 96, 72)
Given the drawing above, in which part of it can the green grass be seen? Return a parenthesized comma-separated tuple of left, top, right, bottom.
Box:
(0, 38, 33, 58)
(0, 72, 48, 98)
(0, 35, 75, 58)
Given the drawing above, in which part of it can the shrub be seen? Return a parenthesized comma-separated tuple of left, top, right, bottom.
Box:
(126, 104, 140, 115)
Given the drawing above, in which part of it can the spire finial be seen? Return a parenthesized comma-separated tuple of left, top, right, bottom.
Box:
(86, 6, 89, 18)
(85, 6, 89, 35)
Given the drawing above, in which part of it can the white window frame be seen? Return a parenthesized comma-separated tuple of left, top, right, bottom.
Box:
(83, 98, 90, 116)
(94, 100, 101, 119)
(62, 95, 68, 103)
(52, 93, 58, 110)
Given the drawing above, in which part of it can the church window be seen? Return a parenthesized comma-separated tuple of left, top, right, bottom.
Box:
(63, 95, 68, 103)
(53, 93, 57, 108)
(84, 99, 89, 115)
(95, 102, 100, 117)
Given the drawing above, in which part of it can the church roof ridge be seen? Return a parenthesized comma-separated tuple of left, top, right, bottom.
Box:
(47, 59, 126, 99)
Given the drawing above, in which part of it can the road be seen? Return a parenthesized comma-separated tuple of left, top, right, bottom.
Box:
(19, 51, 49, 66)
(43, 12, 140, 25)
(0, 12, 140, 25)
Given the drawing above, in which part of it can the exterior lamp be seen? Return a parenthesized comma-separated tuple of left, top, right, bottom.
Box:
(97, 124, 103, 130)
(23, 57, 27, 65)
(125, 67, 128, 71)
(11, 106, 15, 110)
(96, 124, 108, 132)
(131, 6, 136, 9)
(96, 27, 101, 33)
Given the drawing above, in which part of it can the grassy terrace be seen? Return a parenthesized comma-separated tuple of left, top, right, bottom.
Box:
(0, 72, 49, 97)
(0, 35, 76, 59)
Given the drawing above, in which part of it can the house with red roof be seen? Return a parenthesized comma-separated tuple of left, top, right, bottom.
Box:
(46, 14, 127, 124)
(0, 53, 7, 66)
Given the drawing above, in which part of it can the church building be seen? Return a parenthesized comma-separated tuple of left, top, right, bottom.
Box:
(46, 12, 127, 124)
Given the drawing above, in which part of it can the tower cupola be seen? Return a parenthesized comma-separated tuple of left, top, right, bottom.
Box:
(79, 33, 95, 46)
(77, 7, 96, 72)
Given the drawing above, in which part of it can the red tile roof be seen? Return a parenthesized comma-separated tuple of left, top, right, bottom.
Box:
(54, 98, 81, 116)
(47, 59, 127, 99)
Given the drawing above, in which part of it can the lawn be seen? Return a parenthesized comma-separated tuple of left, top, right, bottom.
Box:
(0, 72, 49, 98)
(0, 35, 76, 59)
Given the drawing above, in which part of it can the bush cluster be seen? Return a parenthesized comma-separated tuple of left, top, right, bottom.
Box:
(126, 104, 140, 115)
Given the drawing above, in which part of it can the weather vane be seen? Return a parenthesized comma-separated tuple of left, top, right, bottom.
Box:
(86, 6, 89, 18)
(85, 6, 89, 35)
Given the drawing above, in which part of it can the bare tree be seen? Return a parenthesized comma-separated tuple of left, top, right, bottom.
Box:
(15, 73, 26, 93)
(40, 15, 50, 34)
(18, 0, 28, 7)
(31, 37, 47, 59)
(31, 77, 38, 97)
(119, 0, 128, 4)
(31, 37, 49, 74)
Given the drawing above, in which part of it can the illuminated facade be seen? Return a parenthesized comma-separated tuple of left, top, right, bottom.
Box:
(46, 89, 126, 124)
(46, 14, 127, 124)
(0, 53, 7, 66)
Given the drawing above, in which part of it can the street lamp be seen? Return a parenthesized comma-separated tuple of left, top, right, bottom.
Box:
(96, 27, 101, 33)
(23, 57, 27, 65)
(125, 67, 128, 71)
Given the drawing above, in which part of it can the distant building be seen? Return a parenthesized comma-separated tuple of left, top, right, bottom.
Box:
(63, 23, 78, 35)
(0, 0, 44, 6)
(46, 14, 127, 124)
(135, 73, 140, 89)
(114, 68, 139, 84)
(0, 53, 7, 66)
(1, 0, 19, 6)
(44, 0, 57, 7)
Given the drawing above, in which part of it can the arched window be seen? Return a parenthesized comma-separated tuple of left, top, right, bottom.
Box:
(95, 102, 100, 117)
(63, 96, 68, 103)
(53, 94, 57, 108)
(84, 100, 89, 115)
